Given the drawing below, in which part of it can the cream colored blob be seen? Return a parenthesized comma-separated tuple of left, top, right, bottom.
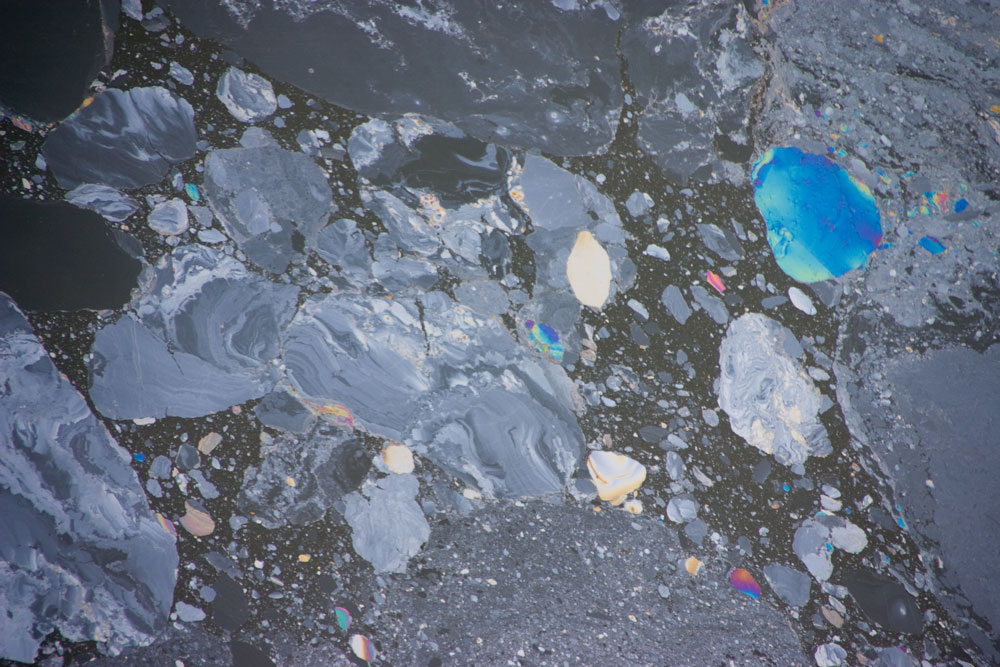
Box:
(587, 450, 646, 503)
(381, 443, 415, 475)
(566, 230, 612, 309)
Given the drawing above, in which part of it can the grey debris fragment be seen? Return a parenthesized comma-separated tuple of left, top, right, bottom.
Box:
(42, 86, 197, 190)
(174, 602, 206, 623)
(697, 223, 743, 261)
(661, 285, 692, 324)
(168, 61, 195, 85)
(65, 184, 140, 222)
(216, 66, 277, 123)
(204, 146, 332, 273)
(718, 313, 831, 467)
(625, 191, 654, 217)
(788, 286, 817, 315)
(814, 642, 847, 667)
(666, 495, 698, 524)
(148, 198, 189, 236)
(763, 563, 811, 607)
(344, 475, 430, 574)
(240, 429, 368, 528)
(690, 284, 728, 325)
(316, 219, 372, 287)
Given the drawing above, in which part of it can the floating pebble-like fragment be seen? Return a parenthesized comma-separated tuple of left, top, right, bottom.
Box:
(566, 230, 612, 309)
(814, 642, 847, 667)
(174, 601, 206, 623)
(334, 606, 351, 632)
(350, 634, 376, 662)
(216, 66, 277, 123)
(661, 285, 692, 324)
(179, 500, 215, 537)
(718, 313, 831, 467)
(148, 198, 189, 236)
(197, 432, 223, 455)
(706, 270, 726, 293)
(625, 190, 653, 217)
(788, 286, 817, 315)
(623, 498, 643, 515)
(762, 563, 811, 607)
(381, 443, 415, 475)
(666, 495, 698, 524)
(821, 606, 844, 628)
(587, 451, 646, 503)
(685, 556, 703, 575)
(751, 147, 882, 283)
(298, 554, 311, 563)
(65, 183, 139, 222)
(730, 568, 762, 600)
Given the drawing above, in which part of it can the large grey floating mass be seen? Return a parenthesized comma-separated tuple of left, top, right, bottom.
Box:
(160, 0, 622, 156)
(282, 291, 585, 498)
(717, 313, 831, 467)
(0, 295, 178, 663)
(203, 145, 332, 273)
(344, 474, 430, 574)
(89, 245, 299, 419)
(42, 86, 197, 189)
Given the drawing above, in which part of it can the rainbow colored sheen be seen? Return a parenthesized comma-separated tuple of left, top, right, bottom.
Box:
(706, 270, 726, 293)
(334, 606, 351, 631)
(918, 236, 945, 254)
(349, 634, 376, 662)
(730, 568, 762, 600)
(524, 319, 564, 360)
(751, 147, 882, 283)
(155, 512, 177, 537)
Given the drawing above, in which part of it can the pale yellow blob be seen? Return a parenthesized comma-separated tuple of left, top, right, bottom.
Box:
(587, 451, 646, 502)
(623, 498, 643, 515)
(566, 230, 612, 309)
(381, 443, 415, 474)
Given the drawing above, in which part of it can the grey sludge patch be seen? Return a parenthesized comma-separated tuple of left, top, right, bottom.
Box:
(0, 294, 178, 663)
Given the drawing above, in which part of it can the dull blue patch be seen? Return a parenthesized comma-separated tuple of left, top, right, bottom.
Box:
(751, 147, 882, 283)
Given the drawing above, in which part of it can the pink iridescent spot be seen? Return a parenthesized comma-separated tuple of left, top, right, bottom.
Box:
(706, 270, 726, 294)
(730, 568, 761, 599)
